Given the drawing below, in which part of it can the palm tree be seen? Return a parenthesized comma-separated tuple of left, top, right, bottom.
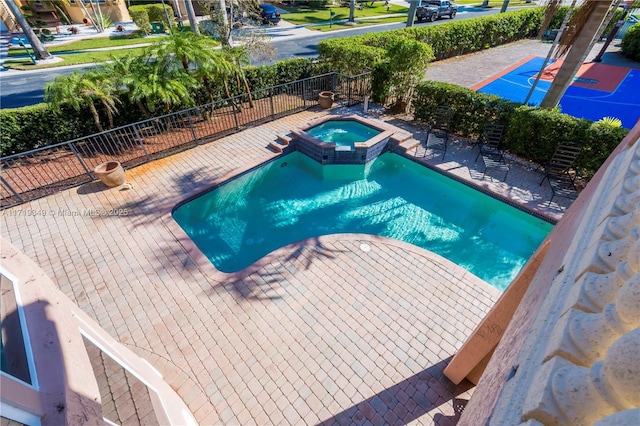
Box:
(222, 46, 254, 108)
(44, 71, 118, 132)
(4, 0, 51, 60)
(86, 70, 119, 129)
(150, 31, 218, 71)
(539, 0, 616, 108)
(193, 50, 235, 106)
(128, 61, 200, 115)
(100, 54, 151, 116)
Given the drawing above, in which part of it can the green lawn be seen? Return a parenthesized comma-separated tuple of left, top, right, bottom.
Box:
(281, 2, 408, 25)
(3, 47, 149, 70)
(7, 34, 165, 57)
(312, 15, 408, 31)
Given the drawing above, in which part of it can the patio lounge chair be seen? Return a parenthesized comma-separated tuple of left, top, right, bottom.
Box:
(540, 140, 583, 205)
(420, 105, 454, 160)
(539, 140, 583, 186)
(474, 122, 509, 181)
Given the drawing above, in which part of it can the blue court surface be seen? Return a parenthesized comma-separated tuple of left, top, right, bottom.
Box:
(474, 56, 640, 129)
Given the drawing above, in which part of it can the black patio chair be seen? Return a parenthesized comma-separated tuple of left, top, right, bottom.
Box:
(539, 140, 583, 186)
(419, 105, 454, 160)
(547, 174, 579, 206)
(474, 122, 509, 181)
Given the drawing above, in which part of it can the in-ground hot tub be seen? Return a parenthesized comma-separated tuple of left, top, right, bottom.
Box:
(290, 115, 407, 165)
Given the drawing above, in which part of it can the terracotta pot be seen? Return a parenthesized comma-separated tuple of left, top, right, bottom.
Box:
(94, 161, 126, 187)
(318, 91, 335, 109)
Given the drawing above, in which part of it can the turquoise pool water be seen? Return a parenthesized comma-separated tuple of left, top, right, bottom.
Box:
(173, 152, 553, 290)
(306, 120, 382, 148)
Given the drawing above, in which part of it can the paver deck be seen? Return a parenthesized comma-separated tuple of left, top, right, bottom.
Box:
(1, 105, 564, 425)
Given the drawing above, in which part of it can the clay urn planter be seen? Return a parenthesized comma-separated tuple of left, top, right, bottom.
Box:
(94, 161, 126, 187)
(318, 91, 335, 109)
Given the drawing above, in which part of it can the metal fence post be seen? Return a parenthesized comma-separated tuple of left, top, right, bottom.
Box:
(331, 73, 337, 93)
(302, 79, 307, 108)
(0, 175, 24, 203)
(270, 90, 275, 120)
(133, 124, 151, 161)
(68, 142, 94, 179)
(348, 76, 353, 106)
(232, 103, 239, 130)
(186, 109, 198, 142)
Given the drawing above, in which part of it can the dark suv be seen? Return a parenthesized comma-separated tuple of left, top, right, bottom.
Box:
(259, 4, 281, 25)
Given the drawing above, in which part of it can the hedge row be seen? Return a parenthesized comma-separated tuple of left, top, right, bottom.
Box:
(0, 58, 324, 156)
(413, 81, 629, 178)
(318, 6, 623, 72)
(319, 8, 546, 71)
(0, 104, 96, 155)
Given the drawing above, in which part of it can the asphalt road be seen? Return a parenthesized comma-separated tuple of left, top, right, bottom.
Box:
(0, 7, 498, 109)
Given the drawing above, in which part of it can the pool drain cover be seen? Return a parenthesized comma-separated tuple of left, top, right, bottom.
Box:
(360, 243, 371, 252)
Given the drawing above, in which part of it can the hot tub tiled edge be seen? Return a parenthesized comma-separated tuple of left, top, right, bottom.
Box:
(284, 114, 413, 165)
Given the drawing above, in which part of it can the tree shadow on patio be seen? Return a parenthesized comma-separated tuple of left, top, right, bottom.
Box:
(213, 237, 348, 301)
(316, 357, 474, 425)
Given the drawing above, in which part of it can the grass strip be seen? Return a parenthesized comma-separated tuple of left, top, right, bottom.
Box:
(7, 34, 165, 57)
(281, 3, 408, 25)
(3, 47, 149, 70)
(311, 15, 407, 31)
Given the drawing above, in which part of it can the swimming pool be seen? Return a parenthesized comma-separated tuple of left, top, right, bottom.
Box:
(173, 152, 553, 290)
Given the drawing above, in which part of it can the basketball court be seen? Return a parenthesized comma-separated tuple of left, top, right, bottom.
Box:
(473, 56, 640, 129)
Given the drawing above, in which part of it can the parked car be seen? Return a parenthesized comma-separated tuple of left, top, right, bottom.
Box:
(259, 4, 281, 25)
(415, 0, 458, 22)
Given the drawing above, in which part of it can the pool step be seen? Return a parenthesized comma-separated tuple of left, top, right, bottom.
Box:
(277, 135, 292, 146)
(268, 142, 283, 153)
(391, 131, 420, 153)
(268, 135, 293, 153)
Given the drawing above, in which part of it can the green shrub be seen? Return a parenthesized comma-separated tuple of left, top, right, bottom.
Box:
(413, 81, 518, 136)
(318, 38, 387, 74)
(128, 6, 151, 34)
(506, 105, 588, 163)
(0, 104, 95, 156)
(580, 119, 629, 174)
(129, 4, 173, 33)
(412, 81, 629, 178)
(145, 3, 174, 28)
(621, 23, 640, 61)
(371, 36, 434, 110)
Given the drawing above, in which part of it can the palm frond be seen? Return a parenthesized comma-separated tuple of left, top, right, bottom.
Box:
(555, 0, 598, 57)
(537, 0, 562, 39)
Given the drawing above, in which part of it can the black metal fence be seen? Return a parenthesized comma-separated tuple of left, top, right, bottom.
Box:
(1, 72, 371, 209)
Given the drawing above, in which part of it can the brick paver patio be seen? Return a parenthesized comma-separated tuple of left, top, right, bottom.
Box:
(1, 106, 563, 425)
